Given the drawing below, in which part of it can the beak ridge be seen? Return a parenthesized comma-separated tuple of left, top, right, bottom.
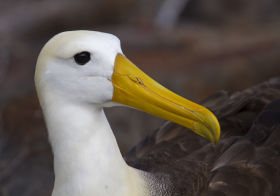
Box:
(112, 54, 220, 144)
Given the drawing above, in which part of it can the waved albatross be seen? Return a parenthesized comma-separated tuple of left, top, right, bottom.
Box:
(35, 30, 220, 196)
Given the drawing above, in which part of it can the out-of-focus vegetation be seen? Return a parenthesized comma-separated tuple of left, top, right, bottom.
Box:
(0, 0, 280, 195)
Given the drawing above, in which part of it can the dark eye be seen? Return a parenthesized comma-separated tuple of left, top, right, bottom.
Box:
(74, 51, 91, 65)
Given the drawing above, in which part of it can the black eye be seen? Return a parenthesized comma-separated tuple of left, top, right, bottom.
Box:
(74, 51, 91, 65)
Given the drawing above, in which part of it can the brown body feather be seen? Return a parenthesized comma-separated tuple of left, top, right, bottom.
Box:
(1, 78, 280, 196)
(125, 77, 280, 196)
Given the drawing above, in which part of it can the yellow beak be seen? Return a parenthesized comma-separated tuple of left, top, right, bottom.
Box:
(112, 54, 220, 144)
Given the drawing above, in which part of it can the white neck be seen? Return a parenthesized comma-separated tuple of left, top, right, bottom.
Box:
(40, 93, 148, 196)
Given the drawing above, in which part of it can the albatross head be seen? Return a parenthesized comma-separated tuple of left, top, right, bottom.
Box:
(35, 30, 220, 144)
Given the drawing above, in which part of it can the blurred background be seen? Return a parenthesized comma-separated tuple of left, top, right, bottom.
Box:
(0, 0, 280, 195)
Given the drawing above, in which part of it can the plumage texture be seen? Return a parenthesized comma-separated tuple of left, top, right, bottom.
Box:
(125, 77, 280, 196)
(2, 75, 280, 196)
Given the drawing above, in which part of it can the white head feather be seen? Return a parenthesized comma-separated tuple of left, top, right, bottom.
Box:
(35, 30, 123, 106)
(35, 31, 148, 196)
